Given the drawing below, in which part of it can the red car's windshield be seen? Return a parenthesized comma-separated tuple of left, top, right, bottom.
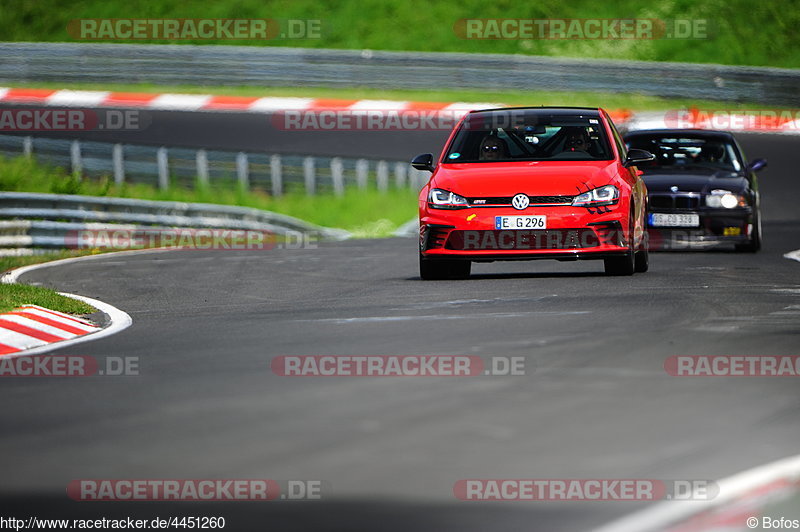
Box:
(444, 110, 614, 163)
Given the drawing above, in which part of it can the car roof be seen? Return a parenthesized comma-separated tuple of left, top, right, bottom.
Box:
(469, 106, 603, 116)
(623, 128, 737, 140)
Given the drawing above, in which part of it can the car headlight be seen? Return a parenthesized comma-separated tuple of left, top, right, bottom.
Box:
(428, 188, 469, 209)
(572, 185, 619, 207)
(706, 189, 746, 208)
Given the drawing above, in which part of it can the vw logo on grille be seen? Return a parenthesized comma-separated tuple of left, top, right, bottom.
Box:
(511, 194, 530, 210)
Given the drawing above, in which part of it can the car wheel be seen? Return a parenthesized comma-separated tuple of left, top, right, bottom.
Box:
(735, 213, 761, 253)
(419, 254, 471, 280)
(604, 218, 636, 276)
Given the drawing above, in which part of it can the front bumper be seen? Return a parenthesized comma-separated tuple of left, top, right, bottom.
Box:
(647, 208, 754, 250)
(420, 205, 631, 261)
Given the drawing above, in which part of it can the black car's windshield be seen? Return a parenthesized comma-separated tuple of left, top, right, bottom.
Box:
(626, 134, 743, 173)
(444, 110, 613, 163)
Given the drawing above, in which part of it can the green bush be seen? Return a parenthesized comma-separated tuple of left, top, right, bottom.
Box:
(0, 0, 797, 68)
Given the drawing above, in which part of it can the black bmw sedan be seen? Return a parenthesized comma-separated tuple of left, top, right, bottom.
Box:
(624, 129, 766, 252)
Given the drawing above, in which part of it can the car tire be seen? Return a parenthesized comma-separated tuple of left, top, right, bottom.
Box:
(419, 255, 471, 280)
(735, 214, 761, 253)
(604, 217, 636, 276)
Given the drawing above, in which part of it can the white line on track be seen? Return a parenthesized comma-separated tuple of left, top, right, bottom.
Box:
(783, 249, 800, 263)
(295, 311, 591, 324)
(591, 453, 800, 532)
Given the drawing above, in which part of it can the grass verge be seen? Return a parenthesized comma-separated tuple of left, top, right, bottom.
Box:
(0, 283, 96, 314)
(0, 250, 104, 275)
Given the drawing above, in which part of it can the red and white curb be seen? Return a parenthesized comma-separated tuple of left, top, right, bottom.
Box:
(591, 453, 800, 532)
(5, 86, 798, 134)
(0, 305, 99, 355)
(0, 87, 499, 114)
(1, 258, 134, 359)
(0, 86, 635, 125)
(626, 109, 800, 135)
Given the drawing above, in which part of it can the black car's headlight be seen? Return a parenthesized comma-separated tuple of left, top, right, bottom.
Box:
(572, 185, 619, 207)
(428, 188, 469, 209)
(706, 189, 746, 208)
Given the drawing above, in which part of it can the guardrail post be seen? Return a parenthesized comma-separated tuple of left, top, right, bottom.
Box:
(394, 162, 407, 188)
(355, 159, 369, 189)
(22, 137, 33, 158)
(196, 149, 209, 187)
(112, 144, 125, 185)
(303, 156, 316, 196)
(330, 157, 344, 197)
(376, 161, 389, 193)
(70, 140, 82, 176)
(270, 154, 283, 196)
(157, 147, 169, 190)
(236, 152, 249, 189)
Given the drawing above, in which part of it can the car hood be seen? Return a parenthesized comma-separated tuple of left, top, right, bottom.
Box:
(432, 161, 619, 196)
(642, 171, 748, 194)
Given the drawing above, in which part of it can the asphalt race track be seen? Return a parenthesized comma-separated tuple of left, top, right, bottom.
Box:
(1, 113, 799, 531)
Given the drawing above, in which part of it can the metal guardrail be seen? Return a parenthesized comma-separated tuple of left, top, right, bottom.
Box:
(2, 43, 799, 104)
(0, 192, 350, 255)
(0, 134, 426, 195)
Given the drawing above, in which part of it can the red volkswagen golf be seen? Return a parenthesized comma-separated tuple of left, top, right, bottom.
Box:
(412, 107, 654, 280)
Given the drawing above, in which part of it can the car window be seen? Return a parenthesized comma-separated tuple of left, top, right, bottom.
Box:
(444, 111, 613, 163)
(625, 135, 742, 172)
(606, 114, 628, 160)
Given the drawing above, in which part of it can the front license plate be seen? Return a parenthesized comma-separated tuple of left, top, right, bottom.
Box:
(649, 213, 700, 227)
(495, 215, 547, 230)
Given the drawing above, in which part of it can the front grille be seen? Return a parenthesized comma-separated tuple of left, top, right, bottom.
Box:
(675, 196, 699, 209)
(445, 229, 599, 250)
(650, 194, 700, 210)
(467, 195, 574, 206)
